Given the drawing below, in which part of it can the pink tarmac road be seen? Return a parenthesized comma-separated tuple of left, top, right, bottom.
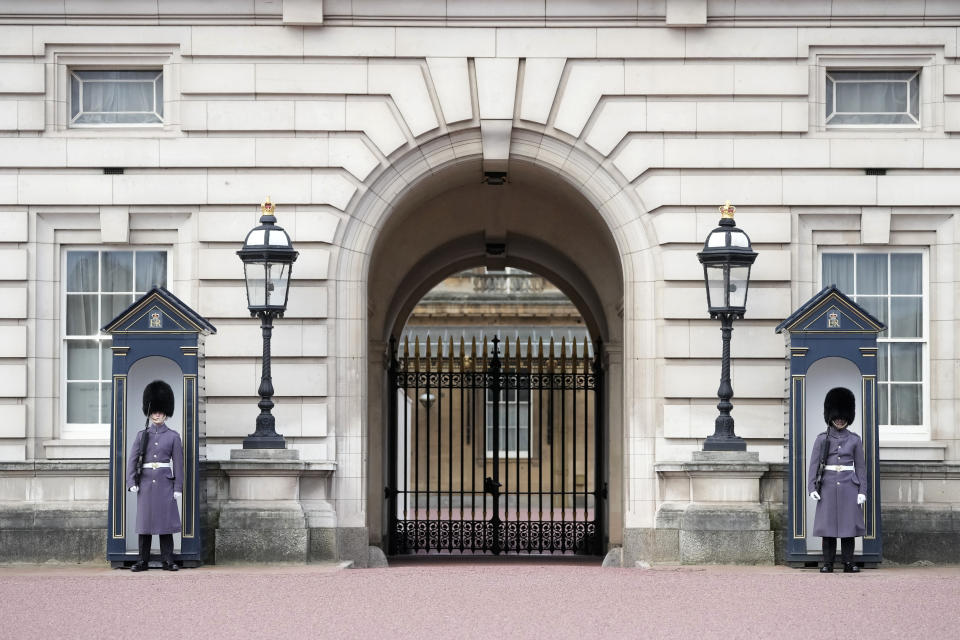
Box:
(1, 560, 958, 640)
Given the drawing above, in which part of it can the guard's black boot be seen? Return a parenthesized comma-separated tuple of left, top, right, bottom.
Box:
(843, 563, 860, 573)
(819, 564, 834, 573)
(159, 534, 176, 571)
(130, 562, 148, 572)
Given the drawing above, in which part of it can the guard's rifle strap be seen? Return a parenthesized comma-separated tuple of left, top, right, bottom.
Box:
(134, 418, 149, 487)
(813, 430, 830, 493)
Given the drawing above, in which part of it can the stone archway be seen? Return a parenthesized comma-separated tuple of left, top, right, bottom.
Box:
(332, 129, 657, 559)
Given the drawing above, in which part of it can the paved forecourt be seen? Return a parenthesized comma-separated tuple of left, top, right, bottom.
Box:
(0, 562, 957, 639)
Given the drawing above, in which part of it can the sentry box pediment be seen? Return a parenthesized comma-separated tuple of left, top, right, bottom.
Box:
(103, 287, 216, 568)
(775, 285, 884, 337)
(103, 286, 216, 336)
(776, 285, 885, 567)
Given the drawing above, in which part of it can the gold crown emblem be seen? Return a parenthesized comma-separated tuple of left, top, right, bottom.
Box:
(261, 197, 276, 216)
(719, 200, 736, 219)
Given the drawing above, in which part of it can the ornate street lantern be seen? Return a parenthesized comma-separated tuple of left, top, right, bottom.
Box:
(696, 202, 758, 451)
(237, 197, 299, 448)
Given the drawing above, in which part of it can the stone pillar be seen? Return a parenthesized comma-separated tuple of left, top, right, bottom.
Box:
(654, 451, 773, 564)
(215, 449, 335, 563)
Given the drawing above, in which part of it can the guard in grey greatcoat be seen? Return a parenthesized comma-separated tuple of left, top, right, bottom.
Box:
(126, 380, 184, 572)
(807, 387, 867, 574)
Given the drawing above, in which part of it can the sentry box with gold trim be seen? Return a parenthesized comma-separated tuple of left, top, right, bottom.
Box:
(775, 285, 883, 567)
(103, 287, 216, 568)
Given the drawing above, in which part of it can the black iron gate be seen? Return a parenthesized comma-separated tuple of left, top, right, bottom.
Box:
(387, 335, 603, 555)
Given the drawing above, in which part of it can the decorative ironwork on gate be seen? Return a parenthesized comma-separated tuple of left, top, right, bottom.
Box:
(387, 335, 604, 555)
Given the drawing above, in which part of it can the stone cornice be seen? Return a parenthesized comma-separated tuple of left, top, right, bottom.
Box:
(1, 0, 959, 28)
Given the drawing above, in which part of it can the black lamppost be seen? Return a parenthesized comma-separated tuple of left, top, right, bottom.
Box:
(237, 197, 299, 449)
(697, 202, 758, 452)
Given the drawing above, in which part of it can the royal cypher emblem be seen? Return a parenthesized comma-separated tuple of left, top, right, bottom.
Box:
(149, 311, 162, 328)
(827, 310, 840, 328)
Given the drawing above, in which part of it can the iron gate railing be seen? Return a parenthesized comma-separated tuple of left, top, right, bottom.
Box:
(387, 335, 603, 555)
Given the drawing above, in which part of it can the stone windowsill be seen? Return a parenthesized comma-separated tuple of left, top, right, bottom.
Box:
(879, 441, 947, 462)
(42, 439, 110, 460)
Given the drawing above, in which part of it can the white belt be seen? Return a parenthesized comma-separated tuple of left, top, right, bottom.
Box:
(825, 464, 854, 472)
(142, 461, 172, 469)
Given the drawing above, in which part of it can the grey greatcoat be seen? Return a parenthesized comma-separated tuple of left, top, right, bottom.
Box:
(807, 426, 867, 538)
(126, 423, 184, 535)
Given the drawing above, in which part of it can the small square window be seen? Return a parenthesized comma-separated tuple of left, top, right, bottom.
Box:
(70, 70, 163, 125)
(825, 70, 919, 126)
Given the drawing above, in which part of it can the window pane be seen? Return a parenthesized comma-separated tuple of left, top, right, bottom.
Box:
(67, 382, 99, 423)
(889, 297, 922, 338)
(827, 112, 917, 125)
(74, 112, 162, 124)
(66, 340, 99, 380)
(66, 251, 98, 292)
(135, 251, 167, 291)
(71, 70, 163, 125)
(890, 343, 922, 382)
(101, 382, 111, 424)
(855, 296, 888, 337)
(825, 76, 834, 118)
(83, 81, 154, 113)
(890, 384, 921, 425)
(890, 254, 921, 294)
(836, 81, 907, 113)
(856, 254, 887, 295)
(77, 70, 162, 82)
(877, 344, 888, 383)
(909, 74, 919, 118)
(66, 295, 98, 336)
(101, 294, 133, 327)
(878, 384, 889, 426)
(830, 70, 916, 82)
(101, 251, 132, 292)
(70, 74, 81, 120)
(101, 342, 113, 381)
(155, 73, 164, 117)
(822, 254, 854, 293)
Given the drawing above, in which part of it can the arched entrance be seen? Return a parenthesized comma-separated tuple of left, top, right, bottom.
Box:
(333, 129, 655, 560)
(388, 269, 601, 554)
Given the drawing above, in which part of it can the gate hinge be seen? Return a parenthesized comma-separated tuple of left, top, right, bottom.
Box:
(601, 482, 608, 500)
(384, 486, 395, 500)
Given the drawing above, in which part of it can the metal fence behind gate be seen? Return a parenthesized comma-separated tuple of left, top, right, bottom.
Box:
(387, 335, 603, 555)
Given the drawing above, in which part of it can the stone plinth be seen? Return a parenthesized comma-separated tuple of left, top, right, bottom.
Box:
(215, 449, 336, 564)
(654, 451, 774, 565)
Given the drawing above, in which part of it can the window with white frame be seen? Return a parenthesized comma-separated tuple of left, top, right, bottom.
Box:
(485, 373, 531, 457)
(70, 70, 163, 125)
(825, 69, 919, 126)
(63, 249, 167, 436)
(821, 251, 927, 430)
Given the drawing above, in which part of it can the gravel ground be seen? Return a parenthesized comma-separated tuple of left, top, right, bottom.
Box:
(1, 560, 958, 640)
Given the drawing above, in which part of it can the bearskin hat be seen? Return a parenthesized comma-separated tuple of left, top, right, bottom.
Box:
(823, 386, 855, 427)
(142, 380, 175, 417)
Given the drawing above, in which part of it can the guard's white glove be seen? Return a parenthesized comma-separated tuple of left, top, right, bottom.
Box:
(174, 492, 182, 499)
(857, 493, 866, 505)
(810, 491, 821, 501)
(129, 486, 139, 493)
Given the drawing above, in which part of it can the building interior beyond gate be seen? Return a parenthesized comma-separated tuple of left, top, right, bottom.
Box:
(390, 268, 600, 554)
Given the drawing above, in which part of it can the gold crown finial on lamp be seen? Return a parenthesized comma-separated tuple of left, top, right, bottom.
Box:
(719, 200, 736, 219)
(261, 196, 275, 216)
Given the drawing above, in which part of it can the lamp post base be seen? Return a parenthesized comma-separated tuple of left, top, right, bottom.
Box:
(242, 434, 287, 449)
(703, 434, 747, 452)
